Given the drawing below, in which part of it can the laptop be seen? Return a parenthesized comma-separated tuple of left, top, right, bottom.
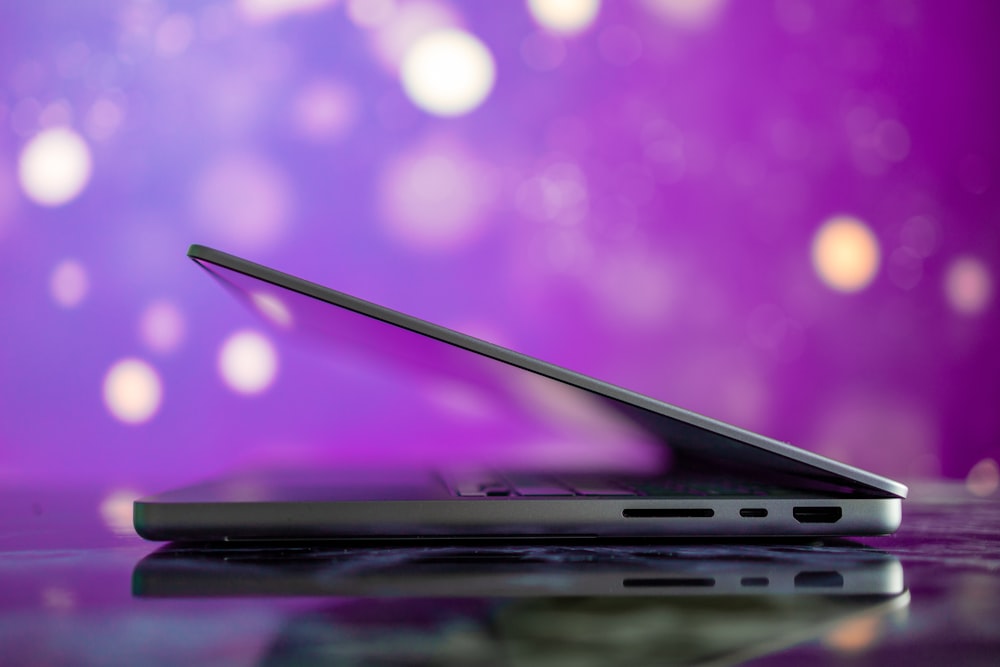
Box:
(133, 245, 907, 541)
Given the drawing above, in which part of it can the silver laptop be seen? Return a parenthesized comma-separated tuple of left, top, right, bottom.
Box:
(133, 245, 907, 541)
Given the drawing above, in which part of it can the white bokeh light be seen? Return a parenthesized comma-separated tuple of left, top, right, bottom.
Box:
(49, 259, 89, 308)
(103, 358, 163, 424)
(812, 215, 881, 293)
(944, 256, 992, 316)
(18, 128, 93, 206)
(641, 0, 727, 29)
(401, 29, 496, 116)
(99, 488, 142, 535)
(527, 0, 601, 35)
(138, 300, 186, 353)
(218, 330, 279, 395)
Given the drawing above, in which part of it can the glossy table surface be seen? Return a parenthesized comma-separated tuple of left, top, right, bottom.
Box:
(1, 481, 997, 666)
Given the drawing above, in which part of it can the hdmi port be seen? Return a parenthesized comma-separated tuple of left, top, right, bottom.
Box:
(793, 506, 842, 524)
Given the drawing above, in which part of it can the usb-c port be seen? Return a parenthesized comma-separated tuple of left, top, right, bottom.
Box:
(740, 508, 767, 518)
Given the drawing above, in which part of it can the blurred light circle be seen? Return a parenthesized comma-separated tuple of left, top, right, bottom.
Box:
(85, 97, 126, 142)
(18, 128, 93, 206)
(154, 13, 195, 57)
(380, 143, 496, 251)
(515, 161, 589, 225)
(811, 215, 881, 293)
(39, 101, 73, 128)
(822, 616, 881, 654)
(41, 587, 76, 612)
(527, 0, 601, 35)
(50, 259, 89, 308)
(218, 330, 278, 394)
(290, 80, 359, 142)
(139, 300, 186, 353)
(401, 29, 495, 116)
(641, 0, 726, 29)
(237, 0, 334, 22)
(347, 0, 396, 27)
(99, 488, 142, 535)
(944, 256, 992, 315)
(103, 359, 163, 424)
(966, 458, 999, 497)
(592, 251, 674, 328)
(369, 1, 458, 70)
(251, 292, 294, 329)
(192, 153, 293, 251)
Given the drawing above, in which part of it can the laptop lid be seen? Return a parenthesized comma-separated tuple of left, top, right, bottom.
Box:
(186, 244, 907, 499)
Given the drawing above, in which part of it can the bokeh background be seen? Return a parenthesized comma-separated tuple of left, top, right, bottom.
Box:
(1, 0, 998, 505)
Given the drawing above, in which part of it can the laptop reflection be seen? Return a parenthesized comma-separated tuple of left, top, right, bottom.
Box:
(133, 540, 907, 666)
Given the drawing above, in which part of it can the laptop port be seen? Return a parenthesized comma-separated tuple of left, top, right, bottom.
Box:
(623, 577, 716, 588)
(739, 508, 768, 518)
(794, 571, 844, 588)
(792, 506, 842, 524)
(741, 577, 769, 587)
(622, 508, 714, 518)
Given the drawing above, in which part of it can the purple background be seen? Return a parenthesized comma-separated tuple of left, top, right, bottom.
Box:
(1, 0, 998, 494)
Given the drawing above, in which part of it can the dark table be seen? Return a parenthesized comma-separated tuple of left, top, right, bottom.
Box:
(1, 482, 997, 666)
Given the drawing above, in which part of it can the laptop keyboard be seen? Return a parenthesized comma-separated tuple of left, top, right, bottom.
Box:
(445, 474, 780, 498)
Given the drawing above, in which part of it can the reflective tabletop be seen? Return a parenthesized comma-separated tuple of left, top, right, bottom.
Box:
(1, 482, 997, 666)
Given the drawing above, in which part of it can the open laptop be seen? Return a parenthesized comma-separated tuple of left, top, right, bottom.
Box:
(133, 245, 907, 541)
